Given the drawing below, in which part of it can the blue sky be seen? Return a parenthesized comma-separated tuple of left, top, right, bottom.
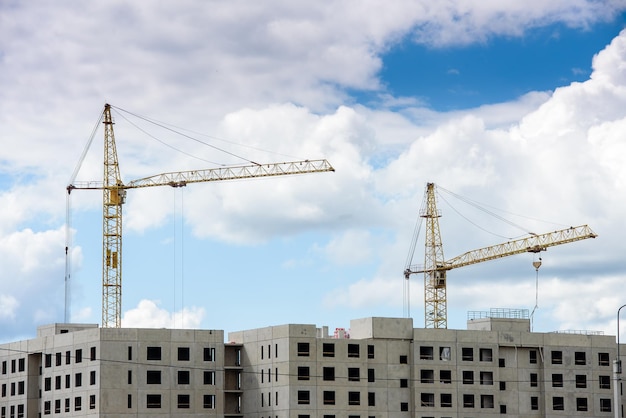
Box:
(1, 1, 626, 343)
(380, 18, 626, 110)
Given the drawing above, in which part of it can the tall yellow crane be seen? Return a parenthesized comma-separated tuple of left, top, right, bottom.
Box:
(404, 182, 597, 329)
(67, 104, 334, 328)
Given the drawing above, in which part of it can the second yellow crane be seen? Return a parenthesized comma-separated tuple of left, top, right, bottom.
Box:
(67, 104, 334, 328)
(404, 182, 597, 329)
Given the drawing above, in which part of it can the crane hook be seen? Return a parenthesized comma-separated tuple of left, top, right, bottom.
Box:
(532, 257, 542, 271)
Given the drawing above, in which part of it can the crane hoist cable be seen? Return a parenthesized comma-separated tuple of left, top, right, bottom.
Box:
(64, 111, 105, 323)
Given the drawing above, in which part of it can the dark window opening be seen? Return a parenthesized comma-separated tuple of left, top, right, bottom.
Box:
(297, 342, 310, 357)
(178, 347, 190, 361)
(420, 346, 434, 360)
(298, 390, 310, 405)
(462, 370, 474, 384)
(420, 369, 434, 383)
(348, 344, 360, 358)
(599, 375, 611, 389)
(421, 393, 434, 407)
(146, 370, 161, 384)
(177, 394, 190, 409)
(298, 366, 310, 380)
(440, 370, 451, 384)
(147, 347, 161, 361)
(531, 396, 539, 410)
(600, 398, 612, 412)
(323, 343, 335, 357)
(178, 370, 190, 385)
(575, 351, 586, 365)
(146, 394, 161, 409)
(599, 352, 610, 366)
(203, 371, 215, 385)
(203, 394, 216, 409)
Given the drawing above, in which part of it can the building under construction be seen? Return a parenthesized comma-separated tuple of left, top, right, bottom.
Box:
(1, 313, 624, 417)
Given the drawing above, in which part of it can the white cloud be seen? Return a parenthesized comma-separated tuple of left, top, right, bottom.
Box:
(0, 295, 19, 320)
(1, 1, 626, 343)
(323, 29, 626, 334)
(408, 1, 625, 46)
(322, 230, 374, 266)
(122, 299, 205, 329)
(323, 275, 402, 309)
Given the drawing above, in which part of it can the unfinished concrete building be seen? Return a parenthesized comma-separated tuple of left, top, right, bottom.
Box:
(1, 313, 623, 417)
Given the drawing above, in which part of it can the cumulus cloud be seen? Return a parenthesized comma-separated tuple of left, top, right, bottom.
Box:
(122, 299, 205, 329)
(322, 30, 626, 334)
(1, 1, 626, 342)
(0, 295, 19, 320)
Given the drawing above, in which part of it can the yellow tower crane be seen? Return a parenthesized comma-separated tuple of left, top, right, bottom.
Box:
(67, 103, 334, 328)
(404, 182, 597, 329)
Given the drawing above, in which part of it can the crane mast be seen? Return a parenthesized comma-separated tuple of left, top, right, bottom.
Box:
(421, 182, 448, 329)
(404, 182, 597, 329)
(102, 104, 125, 328)
(69, 104, 334, 328)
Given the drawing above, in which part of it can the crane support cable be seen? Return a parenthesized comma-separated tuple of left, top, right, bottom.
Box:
(436, 186, 533, 238)
(111, 105, 255, 165)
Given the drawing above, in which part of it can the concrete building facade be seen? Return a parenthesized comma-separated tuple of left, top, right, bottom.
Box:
(1, 315, 624, 418)
(0, 323, 240, 417)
